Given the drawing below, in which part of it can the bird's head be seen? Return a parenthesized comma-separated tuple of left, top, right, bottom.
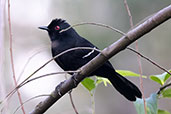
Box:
(39, 18, 73, 41)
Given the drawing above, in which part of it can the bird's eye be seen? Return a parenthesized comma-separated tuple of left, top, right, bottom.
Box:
(55, 26, 60, 30)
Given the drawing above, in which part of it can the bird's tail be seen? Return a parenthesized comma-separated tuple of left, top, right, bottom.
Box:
(108, 72, 142, 101)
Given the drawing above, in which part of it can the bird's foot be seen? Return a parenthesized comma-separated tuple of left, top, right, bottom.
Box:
(55, 81, 65, 96)
(68, 89, 72, 94)
(72, 75, 79, 87)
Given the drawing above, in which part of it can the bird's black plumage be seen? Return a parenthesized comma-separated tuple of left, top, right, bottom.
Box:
(39, 18, 142, 101)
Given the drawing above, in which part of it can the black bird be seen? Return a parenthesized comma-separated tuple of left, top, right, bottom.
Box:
(39, 18, 142, 101)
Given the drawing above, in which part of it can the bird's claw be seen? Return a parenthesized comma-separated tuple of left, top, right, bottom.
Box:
(55, 81, 64, 96)
(72, 75, 79, 87)
(68, 89, 72, 94)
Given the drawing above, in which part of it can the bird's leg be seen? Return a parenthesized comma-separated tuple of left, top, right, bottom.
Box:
(55, 72, 80, 96)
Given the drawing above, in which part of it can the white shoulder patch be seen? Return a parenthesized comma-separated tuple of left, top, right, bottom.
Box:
(82, 47, 96, 58)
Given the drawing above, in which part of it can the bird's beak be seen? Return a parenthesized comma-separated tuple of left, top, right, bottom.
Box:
(38, 26, 49, 31)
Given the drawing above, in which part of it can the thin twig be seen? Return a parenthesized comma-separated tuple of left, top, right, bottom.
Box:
(127, 47, 171, 75)
(7, 0, 25, 113)
(20, 71, 80, 88)
(157, 82, 171, 95)
(17, 46, 47, 82)
(68, 92, 79, 114)
(13, 94, 50, 114)
(1, 71, 79, 113)
(60, 22, 126, 36)
(3, 47, 101, 105)
(64, 73, 79, 114)
(124, 0, 133, 28)
(123, 1, 147, 114)
(135, 44, 147, 114)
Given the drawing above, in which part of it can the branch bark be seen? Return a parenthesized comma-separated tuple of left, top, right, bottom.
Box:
(30, 5, 171, 114)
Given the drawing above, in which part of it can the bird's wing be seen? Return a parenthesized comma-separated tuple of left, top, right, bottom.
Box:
(74, 37, 100, 58)
(54, 37, 99, 71)
(54, 57, 66, 70)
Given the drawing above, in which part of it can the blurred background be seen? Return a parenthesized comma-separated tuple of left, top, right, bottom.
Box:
(1, 0, 171, 114)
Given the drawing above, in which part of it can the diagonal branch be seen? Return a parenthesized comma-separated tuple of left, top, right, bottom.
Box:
(157, 82, 171, 95)
(127, 47, 171, 75)
(60, 22, 125, 35)
(30, 5, 171, 114)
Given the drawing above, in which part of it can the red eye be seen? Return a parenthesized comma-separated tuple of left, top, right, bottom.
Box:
(55, 26, 60, 30)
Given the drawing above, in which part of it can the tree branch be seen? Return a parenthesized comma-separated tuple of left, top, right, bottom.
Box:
(124, 1, 147, 112)
(157, 82, 171, 95)
(60, 22, 125, 35)
(8, 0, 25, 113)
(30, 5, 171, 114)
(127, 47, 171, 75)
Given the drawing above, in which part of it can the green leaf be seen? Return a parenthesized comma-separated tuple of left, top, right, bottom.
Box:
(162, 88, 171, 98)
(158, 109, 170, 114)
(81, 78, 96, 92)
(134, 93, 158, 114)
(96, 77, 111, 86)
(150, 75, 163, 85)
(150, 71, 171, 85)
(116, 70, 146, 78)
(95, 70, 147, 87)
